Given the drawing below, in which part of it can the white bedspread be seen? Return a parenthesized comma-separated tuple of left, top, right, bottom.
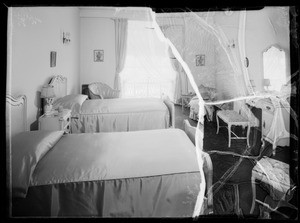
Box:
(31, 129, 199, 186)
(71, 98, 170, 133)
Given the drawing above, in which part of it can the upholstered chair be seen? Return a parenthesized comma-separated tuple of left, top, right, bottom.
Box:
(88, 82, 120, 99)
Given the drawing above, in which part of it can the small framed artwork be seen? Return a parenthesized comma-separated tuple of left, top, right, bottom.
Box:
(94, 50, 104, 62)
(50, 51, 57, 67)
(196, 54, 205, 66)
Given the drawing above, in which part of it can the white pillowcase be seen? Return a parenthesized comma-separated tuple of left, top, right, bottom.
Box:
(53, 94, 88, 115)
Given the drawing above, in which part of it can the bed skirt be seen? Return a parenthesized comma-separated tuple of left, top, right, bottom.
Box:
(71, 111, 170, 133)
(12, 172, 200, 217)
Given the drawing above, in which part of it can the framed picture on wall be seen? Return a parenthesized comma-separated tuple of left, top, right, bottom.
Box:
(50, 51, 57, 67)
(94, 50, 104, 62)
(196, 54, 205, 66)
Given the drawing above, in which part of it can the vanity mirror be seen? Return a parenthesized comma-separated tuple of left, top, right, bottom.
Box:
(262, 45, 288, 92)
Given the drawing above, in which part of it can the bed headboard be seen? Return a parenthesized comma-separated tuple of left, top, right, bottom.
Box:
(6, 94, 27, 139)
(49, 75, 67, 102)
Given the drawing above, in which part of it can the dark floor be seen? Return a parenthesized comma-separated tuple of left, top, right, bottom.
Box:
(175, 105, 294, 218)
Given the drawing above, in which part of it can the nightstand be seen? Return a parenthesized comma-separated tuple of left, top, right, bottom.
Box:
(181, 93, 195, 112)
(38, 109, 71, 133)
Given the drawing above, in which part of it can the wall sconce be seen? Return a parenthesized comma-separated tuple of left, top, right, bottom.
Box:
(249, 79, 256, 92)
(227, 39, 235, 48)
(62, 31, 71, 44)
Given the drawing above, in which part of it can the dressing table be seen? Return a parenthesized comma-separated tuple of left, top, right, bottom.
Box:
(246, 96, 290, 155)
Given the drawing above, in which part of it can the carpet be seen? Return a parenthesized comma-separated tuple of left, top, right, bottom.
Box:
(203, 117, 262, 217)
(175, 105, 293, 218)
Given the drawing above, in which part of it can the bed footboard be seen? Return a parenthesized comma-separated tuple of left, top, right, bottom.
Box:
(162, 95, 175, 128)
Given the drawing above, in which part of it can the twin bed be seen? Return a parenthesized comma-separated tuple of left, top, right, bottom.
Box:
(11, 127, 202, 217)
(7, 80, 213, 217)
(49, 75, 175, 133)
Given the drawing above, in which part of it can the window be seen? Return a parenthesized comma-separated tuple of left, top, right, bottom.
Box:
(120, 20, 177, 100)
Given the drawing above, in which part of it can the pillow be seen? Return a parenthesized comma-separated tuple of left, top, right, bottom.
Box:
(53, 94, 88, 115)
(12, 130, 64, 198)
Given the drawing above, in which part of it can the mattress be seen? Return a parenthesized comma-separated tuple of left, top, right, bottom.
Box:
(12, 129, 202, 217)
(71, 98, 170, 133)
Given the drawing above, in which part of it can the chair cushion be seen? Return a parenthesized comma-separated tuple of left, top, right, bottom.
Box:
(253, 157, 290, 200)
(217, 110, 248, 123)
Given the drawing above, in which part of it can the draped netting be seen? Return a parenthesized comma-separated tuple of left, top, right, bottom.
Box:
(112, 7, 296, 218)
(156, 11, 252, 102)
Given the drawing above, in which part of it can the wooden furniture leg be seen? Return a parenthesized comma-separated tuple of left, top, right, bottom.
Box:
(202, 152, 214, 214)
(216, 113, 220, 134)
(246, 123, 251, 147)
(250, 175, 256, 214)
(228, 124, 231, 147)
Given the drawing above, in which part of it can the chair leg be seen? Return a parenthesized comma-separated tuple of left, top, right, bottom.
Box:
(228, 124, 231, 147)
(246, 124, 251, 147)
(250, 175, 256, 214)
(216, 114, 220, 134)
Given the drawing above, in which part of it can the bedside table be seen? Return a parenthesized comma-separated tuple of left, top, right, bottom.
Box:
(38, 109, 71, 133)
(181, 93, 195, 112)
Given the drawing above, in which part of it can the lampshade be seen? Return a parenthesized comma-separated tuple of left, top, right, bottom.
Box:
(263, 79, 271, 87)
(41, 85, 56, 98)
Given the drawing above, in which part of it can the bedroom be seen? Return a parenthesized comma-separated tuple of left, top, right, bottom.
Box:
(5, 4, 298, 219)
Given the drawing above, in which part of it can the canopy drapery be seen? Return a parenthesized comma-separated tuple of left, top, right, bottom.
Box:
(8, 6, 294, 218)
(108, 7, 293, 217)
(119, 20, 177, 102)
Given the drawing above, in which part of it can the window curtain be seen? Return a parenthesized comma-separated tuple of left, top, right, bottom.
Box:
(114, 18, 128, 91)
(119, 20, 177, 101)
(170, 58, 183, 104)
(158, 21, 188, 104)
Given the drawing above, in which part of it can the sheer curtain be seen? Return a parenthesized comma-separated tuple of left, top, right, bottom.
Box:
(119, 20, 177, 101)
(170, 57, 184, 104)
(156, 12, 253, 101)
(114, 18, 128, 91)
(158, 21, 189, 104)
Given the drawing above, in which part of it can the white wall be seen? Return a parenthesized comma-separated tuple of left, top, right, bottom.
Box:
(245, 7, 290, 91)
(212, 8, 290, 95)
(186, 13, 216, 91)
(156, 13, 217, 93)
(7, 7, 80, 130)
(80, 18, 116, 88)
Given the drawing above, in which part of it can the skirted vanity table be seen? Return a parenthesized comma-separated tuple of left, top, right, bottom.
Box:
(246, 96, 290, 155)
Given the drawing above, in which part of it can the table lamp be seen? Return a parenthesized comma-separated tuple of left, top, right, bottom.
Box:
(263, 78, 271, 91)
(41, 84, 56, 115)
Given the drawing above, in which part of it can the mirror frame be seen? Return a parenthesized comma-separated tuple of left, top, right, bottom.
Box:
(262, 44, 289, 92)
